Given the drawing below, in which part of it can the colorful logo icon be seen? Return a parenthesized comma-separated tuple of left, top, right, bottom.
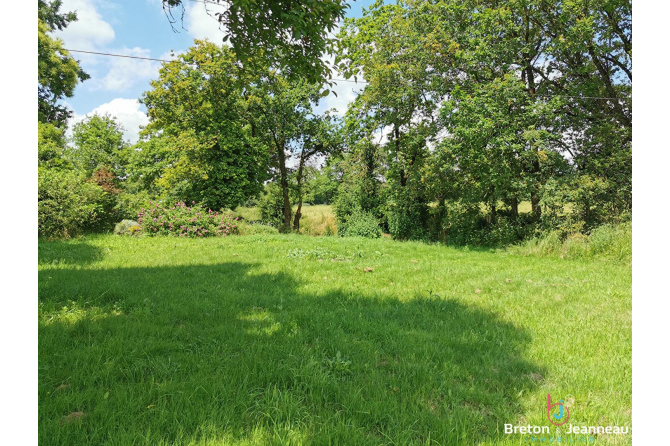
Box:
(547, 394, 570, 426)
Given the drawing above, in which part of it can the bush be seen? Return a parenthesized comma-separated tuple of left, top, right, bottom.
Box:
(259, 182, 287, 228)
(114, 190, 153, 221)
(139, 201, 239, 237)
(114, 220, 141, 236)
(38, 168, 107, 239)
(427, 202, 534, 247)
(386, 205, 428, 241)
(338, 210, 381, 238)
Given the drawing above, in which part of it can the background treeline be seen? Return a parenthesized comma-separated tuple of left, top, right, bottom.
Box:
(38, 0, 631, 248)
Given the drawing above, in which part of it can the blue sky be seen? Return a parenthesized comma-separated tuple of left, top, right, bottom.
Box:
(55, 0, 377, 142)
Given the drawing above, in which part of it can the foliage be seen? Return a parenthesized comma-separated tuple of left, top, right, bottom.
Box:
(38, 122, 69, 169)
(161, 0, 349, 84)
(335, 0, 632, 245)
(68, 115, 128, 177)
(38, 1, 89, 125)
(258, 182, 287, 229)
(303, 166, 338, 205)
(38, 168, 106, 239)
(437, 77, 569, 221)
(333, 141, 385, 228)
(141, 41, 269, 210)
(113, 190, 154, 222)
(138, 201, 239, 237)
(338, 210, 381, 239)
(114, 220, 141, 236)
(246, 76, 339, 232)
(539, 174, 629, 237)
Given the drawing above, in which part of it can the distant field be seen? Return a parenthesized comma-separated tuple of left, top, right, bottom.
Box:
(39, 234, 631, 445)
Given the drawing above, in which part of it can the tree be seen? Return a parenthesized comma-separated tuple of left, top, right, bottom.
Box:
(338, 0, 632, 238)
(247, 77, 338, 231)
(38, 122, 69, 169)
(437, 76, 569, 223)
(304, 164, 339, 205)
(161, 0, 349, 84)
(290, 112, 342, 230)
(140, 41, 270, 210)
(38, 1, 89, 126)
(69, 114, 128, 177)
(337, 1, 439, 238)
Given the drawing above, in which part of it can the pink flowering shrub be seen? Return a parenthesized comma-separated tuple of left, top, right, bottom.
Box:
(138, 201, 239, 237)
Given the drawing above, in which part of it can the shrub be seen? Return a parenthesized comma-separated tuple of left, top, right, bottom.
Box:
(139, 201, 239, 237)
(427, 202, 534, 247)
(86, 166, 123, 232)
(114, 190, 153, 221)
(38, 168, 107, 239)
(386, 205, 428, 241)
(114, 220, 141, 236)
(384, 186, 429, 241)
(338, 210, 381, 238)
(259, 182, 287, 228)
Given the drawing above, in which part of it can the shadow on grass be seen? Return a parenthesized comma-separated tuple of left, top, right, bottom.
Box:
(38, 238, 104, 266)
(39, 260, 543, 445)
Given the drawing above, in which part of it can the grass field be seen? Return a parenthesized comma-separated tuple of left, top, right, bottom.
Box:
(236, 204, 337, 236)
(39, 234, 631, 445)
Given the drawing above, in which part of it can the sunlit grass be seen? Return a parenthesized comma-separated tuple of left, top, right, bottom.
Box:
(235, 204, 337, 235)
(39, 234, 631, 445)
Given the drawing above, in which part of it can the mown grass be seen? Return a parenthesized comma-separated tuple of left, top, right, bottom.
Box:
(39, 234, 631, 445)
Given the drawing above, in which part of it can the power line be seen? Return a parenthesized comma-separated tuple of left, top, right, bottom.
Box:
(65, 48, 183, 64)
(63, 48, 630, 101)
(64, 48, 364, 84)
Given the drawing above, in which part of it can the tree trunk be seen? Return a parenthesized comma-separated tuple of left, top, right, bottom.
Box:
(511, 197, 519, 220)
(531, 191, 542, 220)
(277, 142, 292, 232)
(292, 150, 306, 231)
(394, 125, 407, 187)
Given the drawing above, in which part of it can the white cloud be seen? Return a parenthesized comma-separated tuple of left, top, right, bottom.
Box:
(315, 52, 365, 116)
(88, 47, 160, 91)
(319, 79, 362, 116)
(54, 1, 161, 93)
(186, 2, 229, 43)
(56, 0, 115, 51)
(70, 98, 149, 144)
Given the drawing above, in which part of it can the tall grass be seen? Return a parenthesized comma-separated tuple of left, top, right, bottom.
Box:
(235, 204, 337, 236)
(509, 223, 631, 262)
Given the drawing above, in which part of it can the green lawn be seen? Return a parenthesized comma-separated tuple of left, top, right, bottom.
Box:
(39, 234, 631, 445)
